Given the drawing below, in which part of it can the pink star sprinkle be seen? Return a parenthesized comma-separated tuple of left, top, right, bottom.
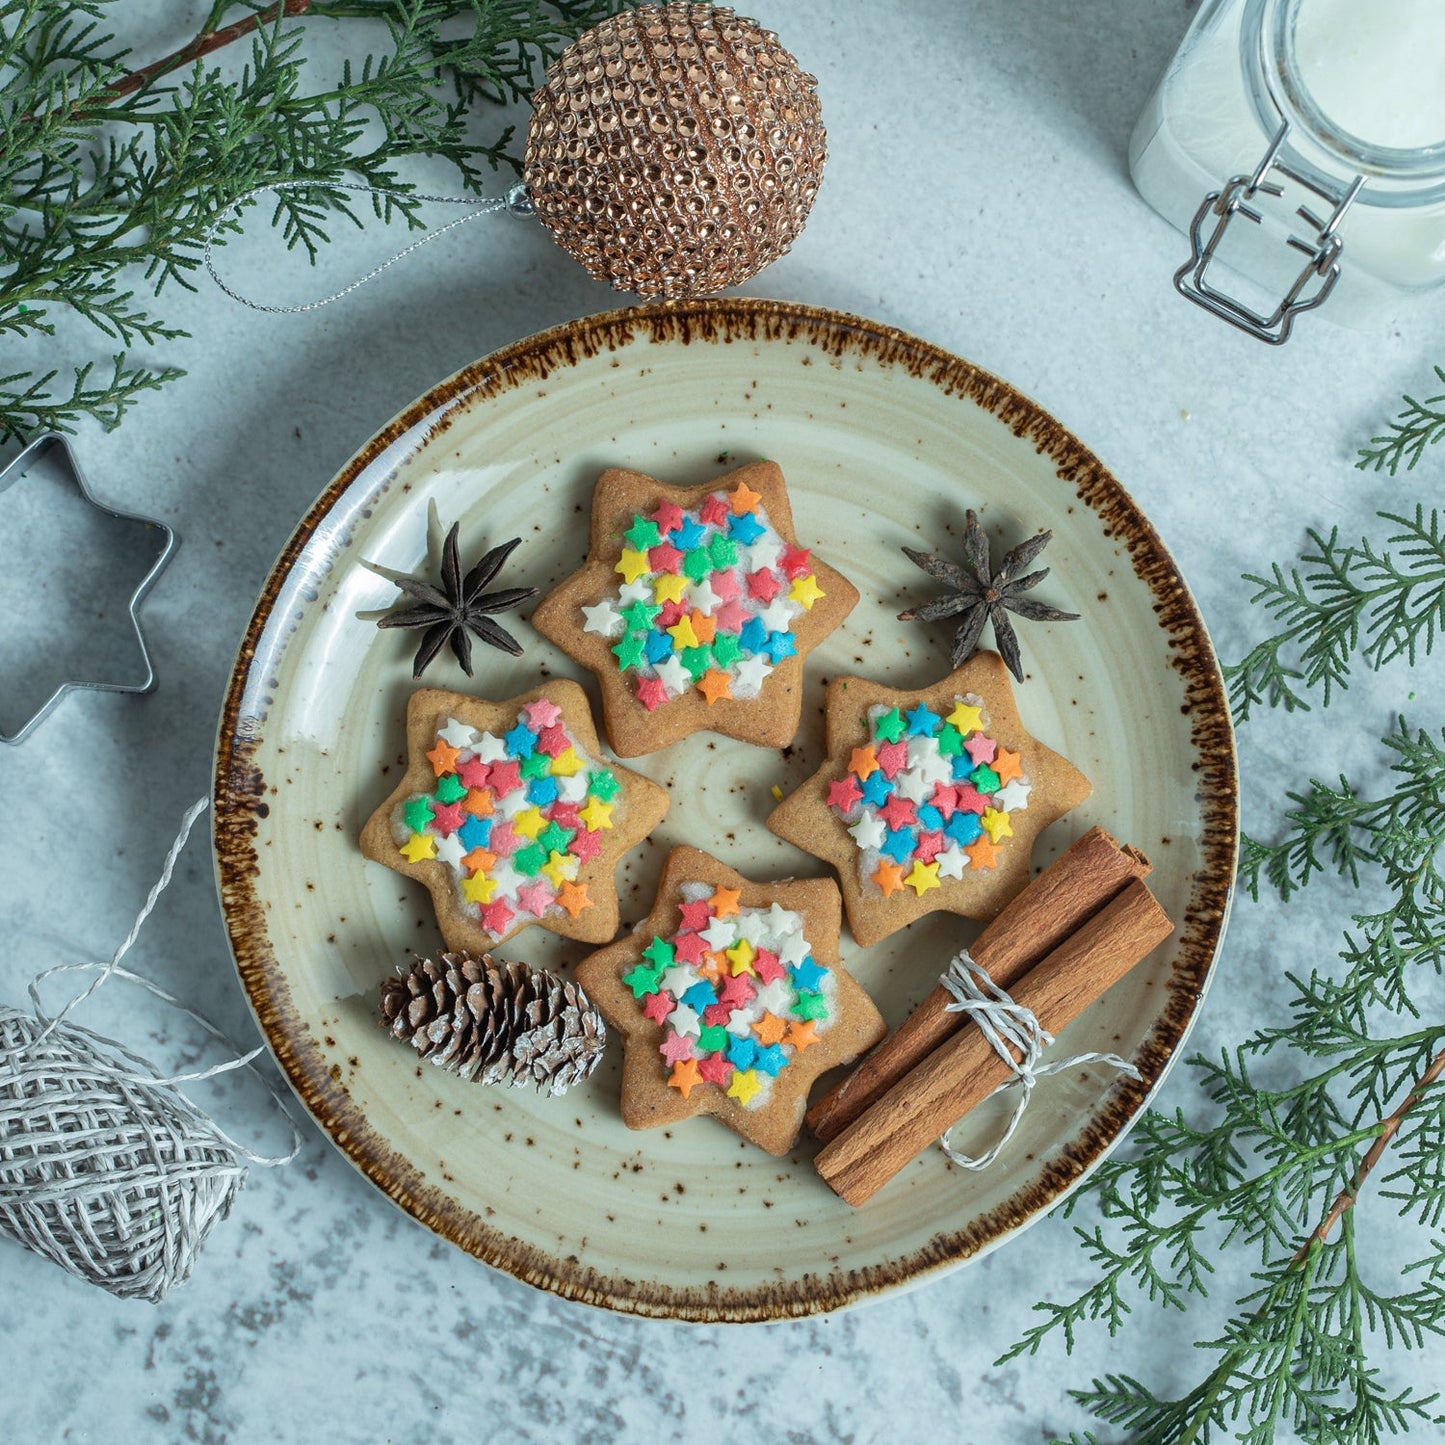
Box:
(523, 698, 562, 730)
(713, 598, 749, 633)
(570, 828, 603, 862)
(481, 900, 515, 935)
(658, 599, 687, 627)
(827, 776, 864, 812)
(931, 782, 959, 819)
(658, 1030, 696, 1064)
(643, 991, 673, 1025)
(651, 500, 684, 534)
(752, 948, 785, 984)
(636, 676, 668, 711)
(457, 757, 490, 788)
(535, 724, 570, 756)
(699, 495, 730, 528)
(710, 568, 742, 600)
(746, 568, 782, 602)
(876, 740, 909, 779)
(780, 546, 811, 579)
(648, 542, 683, 574)
(551, 802, 581, 830)
(702, 1001, 731, 1027)
(879, 794, 917, 830)
(915, 831, 945, 864)
(430, 801, 466, 835)
(965, 733, 998, 765)
(488, 760, 523, 797)
(718, 974, 756, 1010)
(955, 783, 988, 815)
(516, 881, 554, 917)
(698, 1055, 734, 1086)
(678, 900, 712, 931)
(673, 931, 709, 965)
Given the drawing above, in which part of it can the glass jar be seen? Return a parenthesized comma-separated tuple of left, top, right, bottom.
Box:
(1129, 0, 1445, 342)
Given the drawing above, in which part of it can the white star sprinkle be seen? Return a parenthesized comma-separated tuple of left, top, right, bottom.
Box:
(438, 717, 478, 750)
(687, 577, 721, 613)
(849, 809, 886, 850)
(667, 1003, 701, 1038)
(996, 777, 1032, 810)
(618, 578, 653, 606)
(744, 532, 784, 571)
(434, 833, 467, 869)
(726, 1007, 757, 1036)
(660, 965, 700, 998)
(777, 929, 811, 967)
(752, 978, 795, 1016)
(472, 732, 508, 763)
(556, 772, 590, 804)
(582, 599, 624, 637)
(936, 843, 970, 880)
(733, 910, 767, 947)
(894, 768, 932, 804)
(731, 654, 773, 698)
(654, 654, 691, 697)
(700, 917, 738, 950)
(757, 597, 795, 633)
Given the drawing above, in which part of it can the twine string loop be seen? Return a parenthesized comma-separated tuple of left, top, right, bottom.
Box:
(203, 179, 533, 313)
(936, 950, 1142, 1171)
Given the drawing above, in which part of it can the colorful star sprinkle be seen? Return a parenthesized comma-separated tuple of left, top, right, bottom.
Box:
(766, 655, 1093, 948)
(393, 699, 622, 934)
(360, 683, 670, 952)
(607, 884, 838, 1113)
(580, 481, 822, 711)
(824, 693, 1030, 894)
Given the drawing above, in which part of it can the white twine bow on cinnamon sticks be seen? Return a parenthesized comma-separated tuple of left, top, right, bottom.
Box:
(810, 826, 1175, 1206)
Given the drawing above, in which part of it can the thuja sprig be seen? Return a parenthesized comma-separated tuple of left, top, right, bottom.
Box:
(1358, 365, 1445, 476)
(1006, 709, 1445, 1445)
(0, 0, 621, 441)
(1223, 507, 1445, 723)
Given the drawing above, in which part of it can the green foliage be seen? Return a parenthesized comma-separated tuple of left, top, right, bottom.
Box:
(1223, 507, 1445, 723)
(0, 0, 621, 441)
(1358, 366, 1445, 475)
(1011, 518, 1445, 1440)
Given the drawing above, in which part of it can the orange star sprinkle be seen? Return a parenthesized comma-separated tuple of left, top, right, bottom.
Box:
(710, 885, 741, 917)
(784, 1019, 819, 1051)
(965, 835, 1002, 869)
(872, 859, 906, 896)
(462, 847, 496, 875)
(753, 1012, 788, 1046)
(848, 745, 879, 780)
(668, 1057, 703, 1098)
(697, 669, 733, 705)
(425, 739, 459, 776)
(690, 609, 717, 645)
(729, 479, 762, 514)
(696, 952, 724, 983)
(462, 788, 494, 818)
(556, 880, 593, 916)
(992, 747, 1024, 786)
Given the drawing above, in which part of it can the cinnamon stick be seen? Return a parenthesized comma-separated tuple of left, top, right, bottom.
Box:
(807, 826, 1150, 1142)
(814, 878, 1173, 1206)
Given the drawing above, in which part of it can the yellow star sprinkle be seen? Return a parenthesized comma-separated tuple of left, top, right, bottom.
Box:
(399, 834, 436, 863)
(788, 574, 824, 609)
(726, 1069, 762, 1105)
(541, 850, 579, 889)
(667, 614, 699, 650)
(614, 548, 651, 584)
(947, 700, 984, 734)
(905, 860, 941, 896)
(578, 797, 614, 831)
(462, 872, 496, 904)
(725, 939, 756, 975)
(549, 746, 584, 777)
(653, 573, 689, 605)
(980, 807, 1014, 844)
(512, 806, 546, 840)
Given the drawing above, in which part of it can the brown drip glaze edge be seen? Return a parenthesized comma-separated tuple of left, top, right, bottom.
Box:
(213, 297, 1238, 1323)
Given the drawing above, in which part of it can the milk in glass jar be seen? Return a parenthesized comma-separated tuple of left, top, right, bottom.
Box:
(1129, 0, 1445, 341)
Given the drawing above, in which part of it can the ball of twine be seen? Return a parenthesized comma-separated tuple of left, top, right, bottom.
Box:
(0, 798, 300, 1303)
(0, 1007, 247, 1302)
(524, 1, 827, 299)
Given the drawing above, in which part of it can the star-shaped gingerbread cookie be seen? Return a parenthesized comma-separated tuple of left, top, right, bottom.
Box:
(531, 461, 858, 757)
(360, 681, 668, 952)
(575, 847, 885, 1156)
(767, 653, 1091, 947)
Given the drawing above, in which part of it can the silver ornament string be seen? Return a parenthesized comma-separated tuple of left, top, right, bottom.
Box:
(936, 950, 1142, 1171)
(203, 179, 535, 313)
(0, 797, 303, 1300)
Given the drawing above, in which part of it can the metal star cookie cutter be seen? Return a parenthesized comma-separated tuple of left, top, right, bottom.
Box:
(0, 433, 177, 746)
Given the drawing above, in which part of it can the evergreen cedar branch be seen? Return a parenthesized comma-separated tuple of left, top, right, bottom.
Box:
(0, 0, 625, 441)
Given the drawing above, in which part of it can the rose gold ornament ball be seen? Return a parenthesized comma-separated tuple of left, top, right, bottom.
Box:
(523, 2, 826, 301)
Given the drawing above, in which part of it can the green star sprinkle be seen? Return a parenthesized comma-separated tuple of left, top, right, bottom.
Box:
(643, 937, 675, 969)
(936, 724, 964, 757)
(707, 535, 738, 570)
(711, 631, 743, 668)
(624, 516, 662, 552)
(874, 708, 906, 743)
(681, 645, 713, 680)
(621, 599, 662, 631)
(513, 842, 548, 876)
(612, 631, 647, 670)
(588, 770, 620, 801)
(682, 548, 712, 582)
(538, 822, 572, 855)
(792, 990, 828, 1021)
(519, 750, 551, 780)
(697, 1024, 729, 1054)
(623, 962, 664, 998)
(433, 774, 466, 804)
(972, 764, 1001, 794)
(403, 796, 435, 832)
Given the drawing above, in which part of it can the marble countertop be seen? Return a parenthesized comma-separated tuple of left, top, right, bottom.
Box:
(5, 2, 1444, 1440)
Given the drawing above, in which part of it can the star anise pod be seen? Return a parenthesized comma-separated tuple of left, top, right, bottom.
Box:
(366, 522, 537, 677)
(898, 510, 1079, 682)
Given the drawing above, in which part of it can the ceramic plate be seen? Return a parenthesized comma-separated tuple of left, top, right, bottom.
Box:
(214, 300, 1236, 1321)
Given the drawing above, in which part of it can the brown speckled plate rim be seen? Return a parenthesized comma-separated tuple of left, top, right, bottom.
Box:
(213, 297, 1238, 1323)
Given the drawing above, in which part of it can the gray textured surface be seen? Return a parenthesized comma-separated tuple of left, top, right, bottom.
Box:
(4, 2, 1444, 1441)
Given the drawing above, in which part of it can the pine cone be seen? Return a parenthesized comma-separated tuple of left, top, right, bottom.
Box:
(379, 951, 606, 1097)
